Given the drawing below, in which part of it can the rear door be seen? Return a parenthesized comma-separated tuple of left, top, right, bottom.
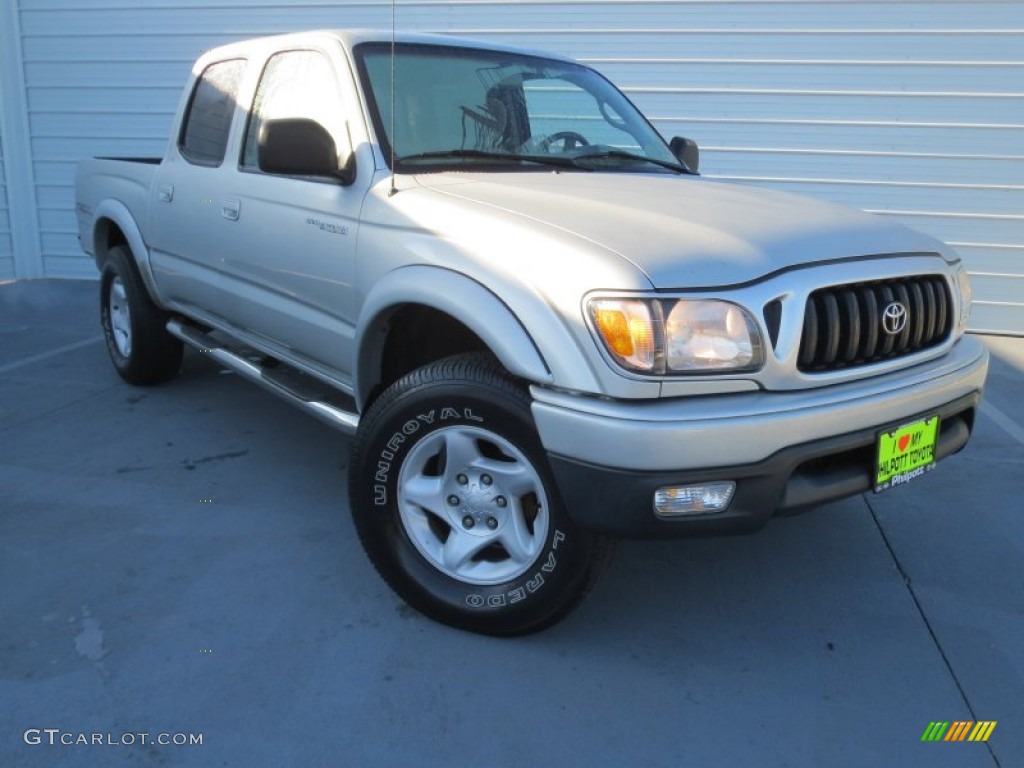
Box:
(149, 57, 247, 318)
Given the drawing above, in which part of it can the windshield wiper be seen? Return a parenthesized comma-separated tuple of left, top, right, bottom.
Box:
(396, 149, 589, 171)
(568, 149, 695, 175)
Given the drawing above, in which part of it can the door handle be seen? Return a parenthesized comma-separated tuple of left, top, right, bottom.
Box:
(221, 199, 240, 221)
(158, 184, 174, 202)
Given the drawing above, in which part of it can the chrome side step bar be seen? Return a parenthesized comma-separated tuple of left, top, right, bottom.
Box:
(166, 319, 359, 434)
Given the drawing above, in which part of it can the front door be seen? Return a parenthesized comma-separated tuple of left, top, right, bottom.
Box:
(219, 47, 370, 384)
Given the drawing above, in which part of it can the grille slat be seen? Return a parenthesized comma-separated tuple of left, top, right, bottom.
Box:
(798, 275, 953, 373)
(839, 289, 859, 362)
(932, 276, 948, 337)
(821, 293, 840, 365)
(877, 284, 896, 357)
(908, 282, 925, 349)
(860, 286, 879, 359)
(799, 298, 819, 368)
(921, 279, 937, 342)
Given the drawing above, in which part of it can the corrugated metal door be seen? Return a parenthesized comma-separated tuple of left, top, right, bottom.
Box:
(0, 139, 11, 281)
(6, 0, 1024, 333)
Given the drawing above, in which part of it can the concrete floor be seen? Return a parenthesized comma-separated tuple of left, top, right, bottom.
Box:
(1, 279, 1020, 767)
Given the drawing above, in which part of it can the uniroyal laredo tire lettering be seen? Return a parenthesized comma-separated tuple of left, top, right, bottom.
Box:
(372, 407, 484, 505)
(463, 530, 566, 608)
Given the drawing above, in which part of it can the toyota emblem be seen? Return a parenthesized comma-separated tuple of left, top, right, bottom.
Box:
(882, 301, 908, 335)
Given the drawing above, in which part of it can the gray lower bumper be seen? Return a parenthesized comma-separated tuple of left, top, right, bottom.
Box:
(531, 337, 989, 472)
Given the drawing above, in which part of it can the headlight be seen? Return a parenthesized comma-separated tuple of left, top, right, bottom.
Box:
(664, 300, 760, 370)
(955, 265, 972, 334)
(588, 297, 763, 374)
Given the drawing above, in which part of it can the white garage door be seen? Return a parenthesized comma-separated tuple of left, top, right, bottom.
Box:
(2, 0, 1022, 333)
(0, 137, 12, 282)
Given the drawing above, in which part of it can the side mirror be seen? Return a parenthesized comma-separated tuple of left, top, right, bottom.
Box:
(669, 136, 699, 174)
(258, 118, 355, 185)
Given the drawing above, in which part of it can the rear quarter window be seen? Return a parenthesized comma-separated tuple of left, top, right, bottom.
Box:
(179, 59, 246, 166)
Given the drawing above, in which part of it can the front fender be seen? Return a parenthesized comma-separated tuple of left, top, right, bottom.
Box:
(355, 265, 558, 409)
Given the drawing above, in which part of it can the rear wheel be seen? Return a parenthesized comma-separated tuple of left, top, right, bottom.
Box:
(100, 245, 182, 385)
(349, 353, 612, 636)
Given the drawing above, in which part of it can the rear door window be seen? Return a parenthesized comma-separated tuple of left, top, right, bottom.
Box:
(179, 59, 246, 166)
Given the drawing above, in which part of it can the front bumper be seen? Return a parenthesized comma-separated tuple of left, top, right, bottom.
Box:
(531, 337, 989, 537)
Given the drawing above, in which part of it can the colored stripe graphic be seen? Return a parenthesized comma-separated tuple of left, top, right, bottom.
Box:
(945, 721, 972, 741)
(921, 720, 996, 742)
(969, 722, 997, 742)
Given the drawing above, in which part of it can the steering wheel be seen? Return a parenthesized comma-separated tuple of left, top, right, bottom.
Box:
(537, 131, 590, 153)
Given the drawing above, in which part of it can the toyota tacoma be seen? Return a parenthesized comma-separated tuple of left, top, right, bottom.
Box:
(75, 30, 989, 635)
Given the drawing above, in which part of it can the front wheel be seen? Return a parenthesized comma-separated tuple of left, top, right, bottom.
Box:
(349, 354, 612, 636)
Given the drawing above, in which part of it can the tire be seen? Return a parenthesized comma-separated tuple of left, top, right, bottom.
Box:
(349, 353, 613, 636)
(100, 244, 183, 385)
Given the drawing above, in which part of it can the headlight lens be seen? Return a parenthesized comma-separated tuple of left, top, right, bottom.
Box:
(955, 265, 972, 334)
(589, 297, 763, 374)
(665, 300, 760, 370)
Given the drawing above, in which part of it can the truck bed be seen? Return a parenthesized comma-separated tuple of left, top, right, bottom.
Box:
(74, 156, 161, 264)
(96, 156, 161, 164)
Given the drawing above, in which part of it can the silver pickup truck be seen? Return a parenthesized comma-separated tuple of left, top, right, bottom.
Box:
(75, 29, 989, 635)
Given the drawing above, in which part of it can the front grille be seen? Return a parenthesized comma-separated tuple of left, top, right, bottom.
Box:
(797, 275, 953, 372)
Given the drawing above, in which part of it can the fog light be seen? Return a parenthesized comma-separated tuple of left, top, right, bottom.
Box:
(654, 482, 736, 517)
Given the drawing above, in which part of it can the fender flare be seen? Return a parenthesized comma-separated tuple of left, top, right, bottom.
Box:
(92, 199, 163, 304)
(355, 266, 554, 409)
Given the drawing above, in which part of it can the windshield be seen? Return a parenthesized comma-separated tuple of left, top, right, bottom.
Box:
(354, 42, 681, 173)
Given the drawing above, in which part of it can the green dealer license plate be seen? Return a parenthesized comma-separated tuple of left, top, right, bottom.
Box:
(875, 415, 940, 492)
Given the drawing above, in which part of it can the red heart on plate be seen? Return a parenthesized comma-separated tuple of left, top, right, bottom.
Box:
(898, 434, 911, 452)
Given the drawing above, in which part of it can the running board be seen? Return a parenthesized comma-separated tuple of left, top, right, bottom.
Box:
(166, 319, 359, 434)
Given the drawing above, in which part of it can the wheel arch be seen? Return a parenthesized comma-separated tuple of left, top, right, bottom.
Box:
(355, 266, 553, 410)
(91, 199, 163, 304)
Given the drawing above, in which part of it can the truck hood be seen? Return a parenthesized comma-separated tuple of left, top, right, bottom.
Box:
(416, 172, 945, 288)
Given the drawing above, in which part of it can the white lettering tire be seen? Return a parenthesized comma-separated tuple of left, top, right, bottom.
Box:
(349, 354, 613, 636)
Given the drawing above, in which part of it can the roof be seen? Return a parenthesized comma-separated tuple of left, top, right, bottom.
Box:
(202, 28, 575, 64)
